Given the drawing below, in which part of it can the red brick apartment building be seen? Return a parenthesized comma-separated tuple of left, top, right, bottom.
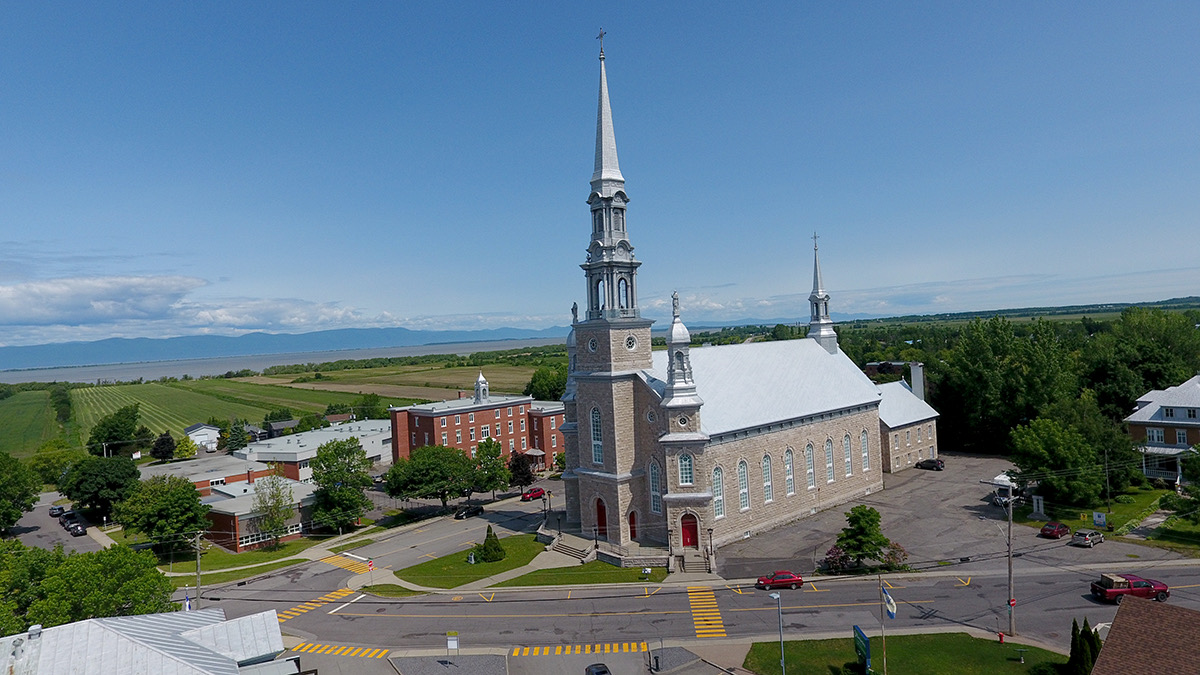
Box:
(391, 371, 564, 470)
(1125, 373, 1200, 484)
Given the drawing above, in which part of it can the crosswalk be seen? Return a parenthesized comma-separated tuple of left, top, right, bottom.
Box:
(511, 642, 648, 657)
(320, 554, 371, 575)
(687, 586, 727, 638)
(276, 588, 355, 623)
(292, 643, 389, 659)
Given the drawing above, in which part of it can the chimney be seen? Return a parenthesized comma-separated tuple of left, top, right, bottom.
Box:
(28, 624, 42, 640)
(910, 362, 926, 401)
(247, 469, 253, 484)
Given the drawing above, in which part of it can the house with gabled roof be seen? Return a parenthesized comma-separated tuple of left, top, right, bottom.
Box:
(1124, 373, 1200, 484)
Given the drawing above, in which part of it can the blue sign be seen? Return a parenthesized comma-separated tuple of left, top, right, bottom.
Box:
(854, 625, 871, 668)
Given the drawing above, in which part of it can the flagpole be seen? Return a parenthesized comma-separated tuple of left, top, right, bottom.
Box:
(878, 574, 888, 675)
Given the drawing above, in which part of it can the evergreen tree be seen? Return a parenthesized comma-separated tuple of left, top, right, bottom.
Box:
(150, 432, 176, 462)
(1068, 618, 1081, 673)
(476, 525, 506, 562)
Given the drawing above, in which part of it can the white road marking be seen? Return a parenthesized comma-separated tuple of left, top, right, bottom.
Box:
(329, 594, 366, 614)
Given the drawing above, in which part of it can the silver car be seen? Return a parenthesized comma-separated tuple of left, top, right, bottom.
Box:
(1072, 529, 1105, 548)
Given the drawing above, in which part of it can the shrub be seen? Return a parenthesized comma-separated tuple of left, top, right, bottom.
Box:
(1114, 494, 1136, 504)
(822, 545, 852, 573)
(1159, 492, 1189, 512)
(882, 541, 909, 571)
(476, 525, 506, 563)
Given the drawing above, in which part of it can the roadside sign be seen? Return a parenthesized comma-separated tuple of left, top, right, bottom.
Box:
(853, 625, 871, 668)
(1009, 598, 1016, 607)
(1093, 512, 1107, 529)
(367, 560, 374, 572)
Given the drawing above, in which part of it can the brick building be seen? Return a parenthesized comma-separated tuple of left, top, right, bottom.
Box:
(389, 372, 564, 469)
(1125, 373, 1200, 484)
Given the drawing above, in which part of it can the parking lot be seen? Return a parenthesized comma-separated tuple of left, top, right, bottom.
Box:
(716, 452, 1184, 579)
(12, 491, 103, 554)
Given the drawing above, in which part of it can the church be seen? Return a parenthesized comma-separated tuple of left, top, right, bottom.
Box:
(560, 45, 930, 566)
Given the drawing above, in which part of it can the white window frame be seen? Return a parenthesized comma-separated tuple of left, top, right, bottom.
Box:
(843, 434, 853, 476)
(440, 417, 446, 427)
(650, 462, 662, 514)
(1147, 427, 1165, 443)
(713, 467, 725, 519)
(679, 453, 694, 485)
(738, 460, 750, 511)
(762, 455, 773, 503)
(456, 430, 462, 444)
(825, 440, 834, 483)
(805, 444, 815, 489)
(1177, 429, 1188, 445)
(861, 430, 870, 471)
(469, 427, 476, 441)
(784, 448, 795, 496)
(441, 432, 448, 445)
(591, 408, 603, 464)
(1164, 407, 1175, 418)
(481, 427, 490, 439)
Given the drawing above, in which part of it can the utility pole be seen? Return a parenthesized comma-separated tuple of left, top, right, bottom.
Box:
(1007, 482, 1015, 637)
(193, 531, 203, 610)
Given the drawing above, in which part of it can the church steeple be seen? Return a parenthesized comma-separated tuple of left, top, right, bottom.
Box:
(807, 233, 839, 354)
(581, 41, 641, 323)
(663, 292, 703, 409)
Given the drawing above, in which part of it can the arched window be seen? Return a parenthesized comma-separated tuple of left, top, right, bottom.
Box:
(805, 444, 815, 489)
(590, 408, 603, 464)
(762, 455, 773, 503)
(861, 430, 870, 470)
(618, 278, 629, 309)
(679, 453, 694, 485)
(825, 439, 834, 483)
(784, 447, 795, 496)
(843, 434, 853, 476)
(737, 460, 750, 511)
(649, 462, 662, 514)
(712, 467, 725, 518)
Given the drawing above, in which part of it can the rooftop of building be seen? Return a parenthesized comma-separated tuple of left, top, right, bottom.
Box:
(1126, 373, 1200, 424)
(1091, 596, 1200, 675)
(877, 380, 940, 429)
(204, 478, 317, 517)
(235, 419, 391, 462)
(395, 393, 534, 416)
(140, 454, 272, 484)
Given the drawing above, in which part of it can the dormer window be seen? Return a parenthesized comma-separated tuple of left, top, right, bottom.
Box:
(1164, 407, 1175, 418)
(1190, 409, 1198, 419)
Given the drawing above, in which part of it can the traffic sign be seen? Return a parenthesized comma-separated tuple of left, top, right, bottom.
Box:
(1009, 598, 1016, 607)
(368, 560, 375, 572)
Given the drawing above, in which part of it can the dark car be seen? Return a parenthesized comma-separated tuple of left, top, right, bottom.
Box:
(1040, 521, 1071, 539)
(521, 487, 546, 501)
(915, 458, 944, 471)
(454, 504, 484, 520)
(69, 523, 87, 537)
(756, 570, 804, 590)
(584, 665, 612, 675)
(59, 511, 79, 528)
(48, 505, 65, 517)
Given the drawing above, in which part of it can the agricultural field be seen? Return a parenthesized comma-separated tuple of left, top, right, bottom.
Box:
(247, 363, 538, 401)
(0, 390, 61, 458)
(167, 378, 416, 412)
(72, 383, 270, 438)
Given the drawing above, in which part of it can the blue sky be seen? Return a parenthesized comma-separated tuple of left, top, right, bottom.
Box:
(2, 3, 1197, 347)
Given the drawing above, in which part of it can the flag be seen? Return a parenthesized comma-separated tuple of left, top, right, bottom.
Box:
(882, 586, 896, 619)
(184, 592, 191, 612)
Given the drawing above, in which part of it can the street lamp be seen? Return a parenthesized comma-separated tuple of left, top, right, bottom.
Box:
(556, 512, 562, 536)
(542, 495, 548, 519)
(707, 528, 715, 573)
(769, 592, 785, 674)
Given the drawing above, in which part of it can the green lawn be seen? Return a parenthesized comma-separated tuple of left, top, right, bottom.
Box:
(361, 584, 425, 598)
(170, 559, 300, 589)
(0, 390, 61, 458)
(743, 633, 1065, 675)
(393, 534, 543, 588)
(157, 536, 325, 573)
(493, 560, 667, 587)
(1015, 485, 1167, 533)
(72, 383, 269, 438)
(1143, 516, 1200, 555)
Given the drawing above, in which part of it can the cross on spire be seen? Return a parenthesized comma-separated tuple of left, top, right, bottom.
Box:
(812, 231, 819, 250)
(597, 28, 606, 59)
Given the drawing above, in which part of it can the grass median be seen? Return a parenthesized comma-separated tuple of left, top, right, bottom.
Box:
(393, 533, 542, 589)
(169, 559, 300, 589)
(493, 560, 667, 587)
(744, 633, 1064, 675)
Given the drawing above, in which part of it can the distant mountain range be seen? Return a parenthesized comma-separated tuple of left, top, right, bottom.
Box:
(0, 326, 570, 371)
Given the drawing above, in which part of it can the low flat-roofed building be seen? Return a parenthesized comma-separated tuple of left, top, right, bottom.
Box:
(0, 607, 298, 675)
(235, 419, 392, 482)
(204, 478, 317, 552)
(140, 455, 276, 496)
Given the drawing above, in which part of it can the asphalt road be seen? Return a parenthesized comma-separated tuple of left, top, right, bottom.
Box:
(11, 492, 102, 554)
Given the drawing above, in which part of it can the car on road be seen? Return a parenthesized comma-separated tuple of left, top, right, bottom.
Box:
(1072, 529, 1105, 548)
(1091, 573, 1169, 604)
(520, 487, 546, 501)
(454, 504, 484, 519)
(48, 505, 65, 517)
(584, 665, 612, 675)
(68, 523, 87, 537)
(59, 511, 79, 528)
(1040, 522, 1071, 539)
(915, 458, 944, 471)
(756, 570, 804, 590)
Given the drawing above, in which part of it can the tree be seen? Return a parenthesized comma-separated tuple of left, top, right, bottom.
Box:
(474, 439, 511, 499)
(295, 412, 327, 433)
(224, 422, 250, 452)
(1040, 389, 1140, 496)
(60, 455, 140, 517)
(25, 544, 174, 628)
(474, 525, 506, 562)
(150, 432, 177, 462)
(835, 505, 890, 566)
(251, 465, 295, 549)
(325, 402, 352, 415)
(385, 445, 475, 508)
(524, 365, 568, 401)
(26, 438, 89, 486)
(0, 453, 40, 533)
(262, 407, 294, 428)
(174, 435, 198, 460)
(508, 451, 536, 489)
(133, 424, 155, 453)
(310, 437, 373, 533)
(86, 403, 141, 456)
(0, 540, 65, 635)
(112, 475, 210, 552)
(1011, 418, 1103, 507)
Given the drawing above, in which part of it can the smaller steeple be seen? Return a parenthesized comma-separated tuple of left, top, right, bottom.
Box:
(807, 233, 839, 354)
(663, 292, 703, 409)
(474, 371, 490, 404)
(563, 304, 578, 402)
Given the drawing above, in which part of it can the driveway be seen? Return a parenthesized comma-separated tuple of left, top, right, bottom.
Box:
(11, 491, 102, 554)
(716, 453, 1184, 579)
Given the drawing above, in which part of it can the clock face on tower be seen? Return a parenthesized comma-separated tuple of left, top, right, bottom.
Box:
(625, 335, 638, 350)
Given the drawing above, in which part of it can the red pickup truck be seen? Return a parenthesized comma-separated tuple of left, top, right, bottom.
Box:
(1090, 573, 1170, 604)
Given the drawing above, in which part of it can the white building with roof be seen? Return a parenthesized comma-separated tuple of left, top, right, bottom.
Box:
(559, 46, 931, 567)
(877, 380, 940, 472)
(1125, 373, 1200, 484)
(0, 608, 296, 675)
(234, 419, 392, 483)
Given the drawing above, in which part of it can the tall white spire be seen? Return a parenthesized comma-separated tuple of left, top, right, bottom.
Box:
(663, 291, 703, 408)
(807, 233, 839, 354)
(590, 43, 624, 195)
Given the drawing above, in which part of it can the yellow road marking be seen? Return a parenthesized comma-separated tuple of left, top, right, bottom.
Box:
(644, 587, 661, 597)
(291, 643, 389, 658)
(883, 580, 904, 589)
(956, 577, 971, 586)
(479, 592, 494, 602)
(726, 584, 748, 594)
(687, 586, 727, 638)
(804, 583, 829, 592)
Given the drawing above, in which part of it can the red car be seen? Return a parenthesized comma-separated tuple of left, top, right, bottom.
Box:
(1040, 522, 1070, 539)
(520, 487, 546, 501)
(756, 570, 804, 590)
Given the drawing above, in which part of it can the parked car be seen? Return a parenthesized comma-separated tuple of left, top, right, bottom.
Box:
(1040, 522, 1071, 539)
(584, 665, 612, 675)
(48, 505, 65, 517)
(454, 504, 484, 520)
(521, 487, 546, 501)
(59, 511, 79, 528)
(915, 458, 944, 471)
(1090, 573, 1169, 604)
(1072, 529, 1105, 548)
(756, 570, 804, 590)
(68, 523, 87, 537)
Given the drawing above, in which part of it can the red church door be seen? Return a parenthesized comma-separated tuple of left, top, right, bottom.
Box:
(595, 499, 608, 539)
(629, 512, 637, 540)
(681, 513, 699, 548)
